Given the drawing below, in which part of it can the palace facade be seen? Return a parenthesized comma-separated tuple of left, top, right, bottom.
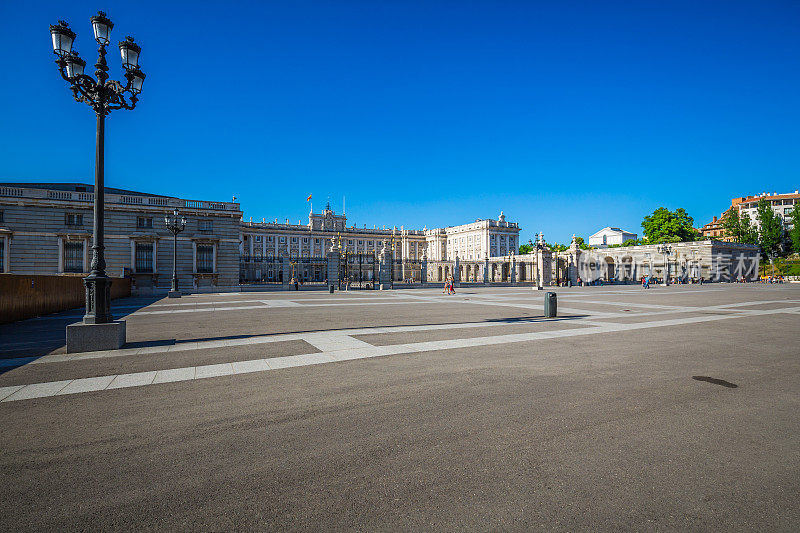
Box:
(1, 183, 522, 292)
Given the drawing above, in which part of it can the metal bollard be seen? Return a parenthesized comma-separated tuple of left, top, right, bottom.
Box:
(329, 284, 334, 294)
(544, 292, 557, 318)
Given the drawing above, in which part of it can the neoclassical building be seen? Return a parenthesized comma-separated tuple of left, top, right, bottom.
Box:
(1, 184, 522, 291)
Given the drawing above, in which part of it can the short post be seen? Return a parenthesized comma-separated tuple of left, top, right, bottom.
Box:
(544, 291, 557, 318)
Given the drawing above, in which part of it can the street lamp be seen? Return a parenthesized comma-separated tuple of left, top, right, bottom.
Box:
(50, 12, 145, 326)
(165, 209, 186, 298)
(657, 244, 673, 286)
(535, 232, 544, 290)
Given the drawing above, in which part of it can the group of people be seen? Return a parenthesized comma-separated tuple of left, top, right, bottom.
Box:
(442, 276, 456, 295)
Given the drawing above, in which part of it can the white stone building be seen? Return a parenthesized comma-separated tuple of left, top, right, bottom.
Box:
(438, 212, 519, 261)
(588, 227, 638, 248)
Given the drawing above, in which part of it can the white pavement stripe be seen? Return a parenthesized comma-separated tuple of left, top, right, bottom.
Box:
(3, 305, 799, 403)
(152, 367, 196, 384)
(56, 376, 116, 395)
(107, 371, 158, 389)
(303, 334, 376, 352)
(2, 380, 72, 402)
(29, 297, 785, 364)
(0, 385, 25, 401)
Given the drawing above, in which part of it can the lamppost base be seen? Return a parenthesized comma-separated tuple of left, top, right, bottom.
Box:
(168, 290, 182, 298)
(66, 320, 126, 353)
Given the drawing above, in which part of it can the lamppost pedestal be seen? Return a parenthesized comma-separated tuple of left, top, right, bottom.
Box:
(66, 320, 126, 353)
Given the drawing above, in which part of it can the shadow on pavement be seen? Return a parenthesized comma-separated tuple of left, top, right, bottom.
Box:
(692, 376, 739, 388)
(0, 295, 162, 373)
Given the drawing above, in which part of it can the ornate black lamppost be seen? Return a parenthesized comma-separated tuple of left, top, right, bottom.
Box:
(657, 244, 673, 286)
(165, 209, 186, 298)
(50, 12, 145, 324)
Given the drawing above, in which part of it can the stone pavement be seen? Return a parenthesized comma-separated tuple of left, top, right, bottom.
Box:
(1, 284, 799, 530)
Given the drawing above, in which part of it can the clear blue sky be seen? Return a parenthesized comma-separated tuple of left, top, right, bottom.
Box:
(2, 1, 799, 244)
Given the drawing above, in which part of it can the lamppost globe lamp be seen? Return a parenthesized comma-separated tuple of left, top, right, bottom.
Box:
(52, 11, 145, 352)
(50, 21, 76, 57)
(118, 36, 141, 69)
(90, 11, 114, 45)
(64, 52, 87, 78)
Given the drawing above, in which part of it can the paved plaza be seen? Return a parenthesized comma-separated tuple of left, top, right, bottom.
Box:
(1, 284, 799, 530)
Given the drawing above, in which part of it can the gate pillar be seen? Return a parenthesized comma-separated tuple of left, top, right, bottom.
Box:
(378, 240, 393, 289)
(483, 257, 489, 284)
(511, 256, 516, 285)
(327, 244, 340, 291)
(282, 257, 291, 290)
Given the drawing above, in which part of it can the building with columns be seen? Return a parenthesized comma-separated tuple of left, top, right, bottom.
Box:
(239, 203, 521, 277)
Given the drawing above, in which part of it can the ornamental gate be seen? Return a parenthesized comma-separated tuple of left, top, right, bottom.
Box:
(239, 257, 283, 284)
(293, 256, 328, 285)
(340, 252, 379, 289)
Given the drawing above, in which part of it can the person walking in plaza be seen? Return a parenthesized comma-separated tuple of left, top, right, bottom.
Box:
(449, 276, 456, 295)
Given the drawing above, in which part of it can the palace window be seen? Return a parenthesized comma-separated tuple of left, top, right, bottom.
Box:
(314, 238, 320, 244)
(196, 244, 214, 273)
(0, 238, 4, 273)
(65, 213, 83, 226)
(279, 236, 286, 243)
(358, 240, 363, 245)
(291, 237, 298, 243)
(63, 241, 84, 273)
(303, 237, 308, 243)
(137, 216, 153, 229)
(348, 240, 353, 245)
(135, 242, 154, 273)
(198, 219, 213, 232)
(255, 235, 262, 242)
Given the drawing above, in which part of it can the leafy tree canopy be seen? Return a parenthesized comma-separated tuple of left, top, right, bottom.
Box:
(790, 204, 800, 254)
(756, 198, 785, 257)
(722, 208, 758, 245)
(641, 207, 700, 243)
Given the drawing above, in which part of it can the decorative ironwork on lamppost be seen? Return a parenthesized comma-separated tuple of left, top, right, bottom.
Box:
(657, 244, 673, 286)
(50, 13, 145, 323)
(165, 209, 186, 297)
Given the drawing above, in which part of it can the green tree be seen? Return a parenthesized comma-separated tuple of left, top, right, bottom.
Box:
(572, 236, 591, 250)
(756, 198, 785, 258)
(722, 208, 758, 244)
(739, 212, 759, 245)
(789, 204, 800, 254)
(621, 238, 639, 247)
(641, 207, 699, 243)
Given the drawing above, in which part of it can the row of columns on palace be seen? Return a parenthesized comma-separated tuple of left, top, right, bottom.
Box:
(321, 245, 551, 289)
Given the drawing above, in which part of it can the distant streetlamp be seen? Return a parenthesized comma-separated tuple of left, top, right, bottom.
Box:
(50, 12, 145, 324)
(535, 232, 544, 290)
(657, 244, 673, 286)
(165, 209, 186, 298)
